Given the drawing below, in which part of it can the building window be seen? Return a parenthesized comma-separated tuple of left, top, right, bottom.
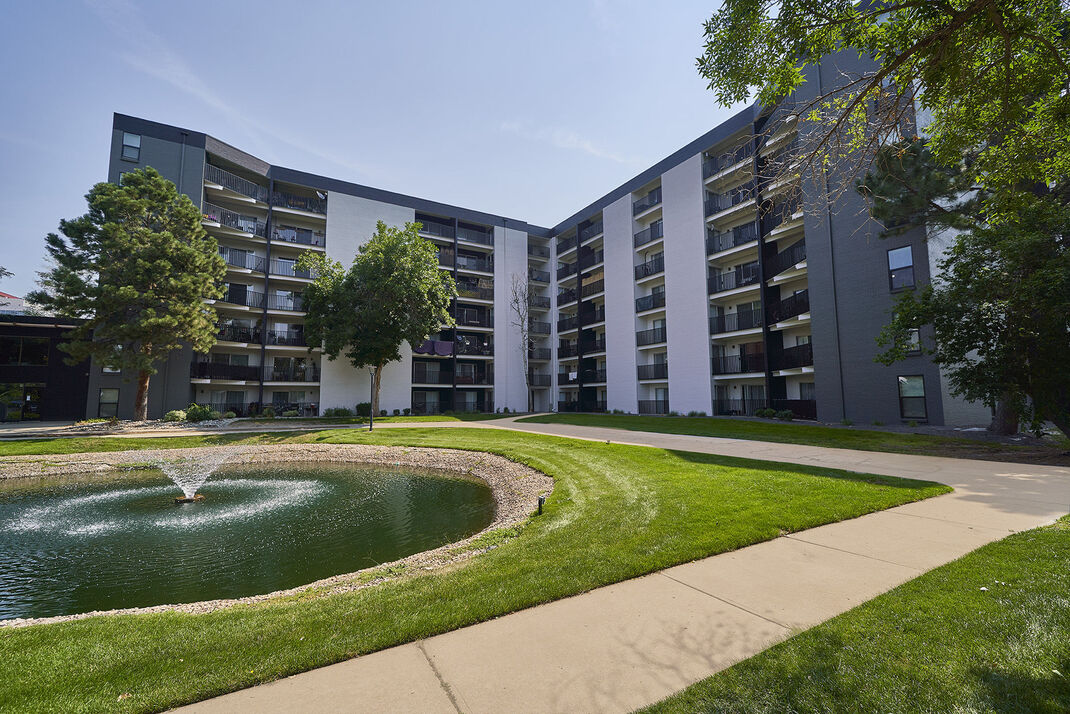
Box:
(799, 382, 816, 401)
(98, 388, 120, 418)
(118, 171, 129, 185)
(897, 375, 926, 420)
(906, 328, 922, 354)
(121, 132, 141, 161)
(0, 336, 48, 366)
(887, 246, 915, 290)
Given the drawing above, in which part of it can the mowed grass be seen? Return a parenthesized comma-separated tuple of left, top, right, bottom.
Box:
(644, 515, 1070, 714)
(239, 413, 506, 425)
(518, 413, 1067, 463)
(0, 428, 949, 713)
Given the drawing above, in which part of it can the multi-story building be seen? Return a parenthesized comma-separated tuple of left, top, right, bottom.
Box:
(93, 76, 990, 425)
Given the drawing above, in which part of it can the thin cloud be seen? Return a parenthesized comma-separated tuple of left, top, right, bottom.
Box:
(498, 120, 637, 165)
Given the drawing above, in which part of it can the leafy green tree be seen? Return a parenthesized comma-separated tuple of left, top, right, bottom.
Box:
(28, 168, 225, 420)
(298, 221, 456, 414)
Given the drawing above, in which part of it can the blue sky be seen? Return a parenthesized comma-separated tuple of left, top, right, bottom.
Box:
(0, 0, 744, 296)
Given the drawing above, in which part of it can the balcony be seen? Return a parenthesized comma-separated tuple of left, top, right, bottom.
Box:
(220, 250, 265, 272)
(272, 190, 326, 215)
(714, 398, 766, 416)
(708, 265, 760, 294)
(217, 323, 260, 343)
(633, 186, 662, 215)
(637, 363, 668, 380)
(267, 294, 304, 311)
(203, 202, 266, 237)
(266, 329, 307, 347)
(558, 400, 581, 412)
(768, 289, 810, 323)
(583, 369, 607, 383)
(454, 370, 493, 386)
(635, 292, 666, 312)
(710, 308, 763, 334)
(578, 250, 604, 271)
(557, 234, 577, 254)
(457, 254, 494, 272)
(269, 260, 313, 279)
(558, 262, 578, 279)
(580, 279, 605, 298)
(776, 342, 814, 370)
(579, 306, 605, 326)
(204, 164, 269, 202)
(762, 197, 802, 235)
(559, 343, 579, 358)
(418, 220, 455, 240)
(635, 255, 665, 280)
(767, 240, 807, 276)
(413, 339, 454, 357)
(579, 335, 606, 353)
(412, 367, 454, 385)
(265, 366, 320, 383)
(557, 372, 578, 385)
(273, 225, 326, 247)
(557, 315, 578, 332)
(706, 224, 759, 255)
(702, 143, 754, 178)
(190, 361, 261, 381)
(529, 347, 552, 361)
(457, 284, 494, 301)
(636, 326, 666, 346)
(457, 225, 494, 246)
(456, 308, 492, 328)
(221, 287, 264, 308)
(455, 340, 493, 356)
(558, 288, 577, 305)
(528, 242, 551, 258)
(580, 220, 604, 242)
(772, 398, 816, 420)
(529, 319, 551, 335)
(438, 249, 455, 268)
(529, 295, 551, 310)
(712, 353, 765, 375)
(638, 399, 669, 415)
(633, 221, 664, 249)
(704, 182, 756, 217)
(528, 268, 550, 283)
(529, 372, 552, 387)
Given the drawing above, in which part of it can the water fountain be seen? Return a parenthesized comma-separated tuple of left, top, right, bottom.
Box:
(154, 446, 244, 503)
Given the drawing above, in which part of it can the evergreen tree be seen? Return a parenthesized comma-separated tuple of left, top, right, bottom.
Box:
(28, 168, 225, 420)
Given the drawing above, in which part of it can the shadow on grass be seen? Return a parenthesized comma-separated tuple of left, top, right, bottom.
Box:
(971, 659, 1070, 713)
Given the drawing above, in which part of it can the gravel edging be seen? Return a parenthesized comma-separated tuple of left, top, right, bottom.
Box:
(0, 443, 553, 629)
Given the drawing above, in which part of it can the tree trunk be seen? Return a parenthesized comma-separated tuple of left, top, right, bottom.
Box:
(133, 370, 151, 421)
(989, 396, 1019, 435)
(371, 363, 383, 416)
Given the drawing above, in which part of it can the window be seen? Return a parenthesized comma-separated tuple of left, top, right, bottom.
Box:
(121, 132, 140, 161)
(118, 171, 129, 186)
(0, 336, 48, 366)
(799, 382, 816, 401)
(897, 375, 927, 419)
(888, 246, 915, 290)
(906, 328, 922, 354)
(98, 388, 119, 418)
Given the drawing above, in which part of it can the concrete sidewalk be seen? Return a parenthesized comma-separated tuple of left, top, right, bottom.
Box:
(173, 419, 1069, 714)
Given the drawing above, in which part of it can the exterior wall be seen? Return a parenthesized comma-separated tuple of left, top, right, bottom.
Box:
(0, 318, 91, 422)
(109, 123, 206, 207)
(493, 226, 530, 412)
(602, 195, 638, 412)
(88, 346, 192, 420)
(661, 154, 713, 415)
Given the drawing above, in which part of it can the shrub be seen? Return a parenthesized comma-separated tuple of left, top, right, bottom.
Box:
(323, 407, 353, 417)
(185, 403, 214, 422)
(755, 407, 777, 418)
(686, 410, 707, 417)
(261, 406, 275, 419)
(223, 411, 236, 419)
(163, 410, 186, 422)
(282, 409, 298, 418)
(840, 418, 853, 426)
(612, 408, 625, 414)
(355, 403, 372, 417)
(392, 408, 400, 416)
(668, 411, 681, 417)
(209, 410, 222, 420)
(908, 419, 918, 427)
(403, 407, 411, 416)
(380, 409, 387, 417)
(775, 409, 795, 421)
(502, 406, 510, 414)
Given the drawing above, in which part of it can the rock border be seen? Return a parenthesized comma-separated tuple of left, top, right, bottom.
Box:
(0, 444, 553, 628)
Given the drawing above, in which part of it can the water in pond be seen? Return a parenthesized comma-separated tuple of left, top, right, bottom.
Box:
(0, 462, 495, 620)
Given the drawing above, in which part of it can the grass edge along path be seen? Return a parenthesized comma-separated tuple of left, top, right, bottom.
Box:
(0, 428, 949, 713)
(643, 515, 1070, 713)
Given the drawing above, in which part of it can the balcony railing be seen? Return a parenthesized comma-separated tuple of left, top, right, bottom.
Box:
(578, 250, 604, 270)
(529, 295, 551, 310)
(558, 400, 580, 412)
(557, 315, 578, 332)
(768, 289, 810, 322)
(412, 367, 454, 385)
(714, 398, 766, 416)
(635, 292, 666, 312)
(204, 163, 269, 202)
(705, 182, 756, 217)
(558, 288, 577, 305)
(528, 268, 550, 283)
(767, 240, 807, 276)
(220, 250, 265, 272)
(270, 260, 313, 279)
(776, 342, 814, 370)
(203, 202, 266, 237)
(528, 242, 550, 258)
(636, 326, 666, 346)
(217, 323, 260, 343)
(580, 220, 604, 242)
(772, 398, 816, 420)
(190, 361, 261, 381)
(266, 329, 306, 346)
(762, 197, 802, 234)
(637, 363, 668, 380)
(414, 339, 455, 356)
(438, 249, 455, 268)
(265, 366, 320, 383)
(419, 220, 455, 240)
(580, 279, 605, 298)
(454, 371, 493, 386)
(529, 320, 551, 335)
(557, 372, 578, 385)
(558, 262, 578, 279)
(267, 294, 304, 311)
(708, 265, 760, 294)
(457, 225, 494, 246)
(635, 255, 665, 280)
(706, 224, 759, 255)
(529, 373, 552, 387)
(638, 399, 669, 415)
(559, 343, 579, 358)
(702, 143, 754, 178)
(583, 369, 607, 383)
(557, 234, 577, 254)
(709, 309, 763, 334)
(457, 285, 494, 301)
(455, 341, 494, 356)
(633, 221, 664, 249)
(633, 186, 662, 215)
(457, 254, 493, 272)
(579, 306, 605, 326)
(712, 353, 765, 375)
(529, 347, 552, 361)
(272, 190, 326, 214)
(273, 226, 325, 247)
(457, 309, 492, 328)
(221, 288, 264, 308)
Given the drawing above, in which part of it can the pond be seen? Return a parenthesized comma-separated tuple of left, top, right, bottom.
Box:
(0, 462, 495, 620)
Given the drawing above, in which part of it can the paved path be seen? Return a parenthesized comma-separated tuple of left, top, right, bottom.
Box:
(170, 418, 1070, 713)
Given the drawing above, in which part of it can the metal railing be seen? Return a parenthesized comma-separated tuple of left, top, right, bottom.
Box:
(704, 182, 756, 216)
(557, 372, 578, 385)
(638, 399, 669, 415)
(711, 353, 765, 375)
(457, 308, 491, 328)
(558, 288, 577, 305)
(412, 367, 453, 385)
(637, 363, 668, 380)
(580, 220, 604, 242)
(768, 289, 810, 322)
(457, 254, 493, 272)
(528, 268, 550, 283)
(529, 320, 551, 334)
(579, 336, 606, 353)
(580, 279, 605, 298)
(557, 234, 577, 254)
(767, 240, 807, 276)
(558, 401, 580, 412)
(189, 361, 261, 381)
(265, 366, 320, 382)
(529, 373, 552, 386)
(771, 398, 816, 419)
(419, 220, 455, 240)
(714, 398, 766, 416)
(635, 292, 666, 312)
(559, 343, 579, 358)
(269, 260, 313, 279)
(528, 242, 551, 258)
(203, 202, 266, 237)
(776, 342, 813, 370)
(221, 287, 264, 308)
(578, 250, 604, 270)
(579, 306, 605, 326)
(633, 221, 664, 248)
(457, 285, 494, 301)
(266, 293, 304, 311)
(708, 264, 760, 294)
(706, 224, 759, 254)
(633, 186, 662, 215)
(273, 226, 325, 247)
(636, 326, 667, 346)
(529, 295, 551, 309)
(583, 369, 607, 383)
(529, 347, 552, 360)
(455, 340, 494, 356)
(709, 309, 762, 334)
(271, 190, 326, 214)
(438, 249, 455, 268)
(204, 163, 269, 202)
(220, 250, 265, 272)
(557, 315, 578, 332)
(457, 225, 494, 246)
(558, 262, 578, 279)
(702, 143, 753, 178)
(266, 329, 306, 346)
(634, 254, 665, 280)
(217, 324, 260, 343)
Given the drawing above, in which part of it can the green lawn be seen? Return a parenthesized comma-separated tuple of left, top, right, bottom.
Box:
(644, 515, 1070, 714)
(239, 413, 507, 426)
(0, 428, 948, 713)
(518, 413, 1068, 463)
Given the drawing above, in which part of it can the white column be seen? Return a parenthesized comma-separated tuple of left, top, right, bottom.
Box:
(603, 195, 639, 413)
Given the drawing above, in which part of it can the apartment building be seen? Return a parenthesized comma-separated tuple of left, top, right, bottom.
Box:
(95, 58, 989, 425)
